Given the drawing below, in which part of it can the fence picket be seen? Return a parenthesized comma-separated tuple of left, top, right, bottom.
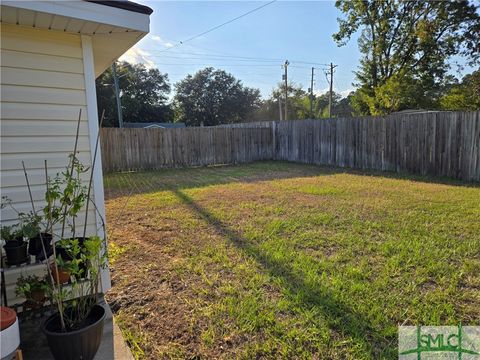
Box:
(100, 111, 480, 181)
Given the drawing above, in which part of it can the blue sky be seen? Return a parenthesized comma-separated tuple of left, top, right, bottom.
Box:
(120, 1, 471, 100)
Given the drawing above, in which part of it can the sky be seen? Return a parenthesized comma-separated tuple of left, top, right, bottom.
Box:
(120, 1, 360, 99)
(120, 1, 472, 100)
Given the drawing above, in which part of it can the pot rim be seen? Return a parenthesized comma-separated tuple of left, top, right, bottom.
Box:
(42, 304, 106, 337)
(3, 241, 27, 248)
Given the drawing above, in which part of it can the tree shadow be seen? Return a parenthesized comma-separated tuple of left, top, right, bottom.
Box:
(104, 161, 478, 200)
(169, 187, 395, 358)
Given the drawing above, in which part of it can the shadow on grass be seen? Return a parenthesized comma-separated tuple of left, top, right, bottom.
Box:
(170, 187, 395, 358)
(104, 161, 478, 200)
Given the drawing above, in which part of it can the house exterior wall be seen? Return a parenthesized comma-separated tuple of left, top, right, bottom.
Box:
(0, 23, 108, 305)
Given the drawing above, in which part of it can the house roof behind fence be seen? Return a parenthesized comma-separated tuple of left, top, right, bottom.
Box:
(123, 122, 186, 129)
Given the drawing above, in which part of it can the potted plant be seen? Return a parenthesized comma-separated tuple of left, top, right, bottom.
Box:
(1, 225, 28, 266)
(43, 235, 106, 360)
(18, 211, 54, 261)
(35, 140, 108, 360)
(1, 197, 52, 264)
(21, 211, 53, 261)
(49, 255, 71, 285)
(15, 275, 49, 309)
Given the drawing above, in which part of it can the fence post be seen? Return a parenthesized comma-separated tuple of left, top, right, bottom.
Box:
(272, 121, 276, 160)
(100, 112, 480, 181)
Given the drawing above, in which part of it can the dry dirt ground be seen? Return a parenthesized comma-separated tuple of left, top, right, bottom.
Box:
(103, 162, 480, 360)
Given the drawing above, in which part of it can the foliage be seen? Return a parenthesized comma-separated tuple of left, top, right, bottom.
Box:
(44, 154, 88, 238)
(173, 67, 261, 126)
(15, 275, 49, 298)
(334, 0, 480, 114)
(1, 196, 41, 241)
(41, 151, 107, 332)
(0, 225, 23, 242)
(18, 212, 42, 239)
(253, 83, 354, 120)
(440, 70, 480, 111)
(53, 235, 106, 331)
(96, 61, 173, 127)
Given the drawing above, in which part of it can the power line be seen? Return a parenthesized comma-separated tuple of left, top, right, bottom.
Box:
(150, 62, 283, 67)
(155, 0, 277, 53)
(283, 60, 289, 121)
(144, 49, 330, 66)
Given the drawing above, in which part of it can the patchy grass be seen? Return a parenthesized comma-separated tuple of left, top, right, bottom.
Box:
(104, 161, 480, 359)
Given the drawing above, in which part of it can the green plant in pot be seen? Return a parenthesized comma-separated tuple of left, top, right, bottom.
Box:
(50, 254, 71, 285)
(1, 196, 52, 264)
(43, 234, 106, 360)
(19, 211, 53, 261)
(1, 224, 28, 266)
(15, 274, 49, 309)
(37, 141, 108, 360)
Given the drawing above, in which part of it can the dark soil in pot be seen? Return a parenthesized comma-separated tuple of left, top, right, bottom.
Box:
(28, 232, 53, 259)
(3, 238, 28, 265)
(42, 304, 106, 360)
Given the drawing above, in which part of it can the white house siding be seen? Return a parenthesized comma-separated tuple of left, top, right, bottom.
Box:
(1, 24, 101, 305)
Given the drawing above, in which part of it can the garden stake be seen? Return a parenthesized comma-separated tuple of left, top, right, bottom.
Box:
(60, 109, 82, 239)
(80, 110, 105, 299)
(82, 109, 105, 240)
(22, 160, 65, 330)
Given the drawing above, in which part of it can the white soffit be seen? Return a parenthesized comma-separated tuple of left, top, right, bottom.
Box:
(1, 1, 150, 33)
(1, 1, 151, 77)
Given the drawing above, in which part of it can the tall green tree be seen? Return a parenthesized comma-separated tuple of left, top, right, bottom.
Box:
(96, 61, 172, 127)
(173, 68, 261, 126)
(253, 85, 354, 121)
(334, 0, 480, 115)
(440, 70, 480, 111)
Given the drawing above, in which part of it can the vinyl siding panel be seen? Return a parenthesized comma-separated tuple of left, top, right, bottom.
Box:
(1, 119, 90, 137)
(1, 50, 84, 74)
(1, 151, 92, 171)
(1, 103, 88, 120)
(1, 67, 86, 89)
(1, 85, 87, 105)
(0, 23, 101, 305)
(1, 136, 91, 154)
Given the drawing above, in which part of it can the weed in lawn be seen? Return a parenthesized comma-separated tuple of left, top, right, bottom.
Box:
(108, 242, 127, 265)
(115, 314, 147, 360)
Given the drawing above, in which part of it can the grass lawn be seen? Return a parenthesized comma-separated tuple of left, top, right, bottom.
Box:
(104, 162, 480, 359)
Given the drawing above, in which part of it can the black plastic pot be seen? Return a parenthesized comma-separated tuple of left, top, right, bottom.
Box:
(28, 232, 53, 259)
(55, 237, 87, 261)
(3, 239, 28, 265)
(42, 304, 106, 360)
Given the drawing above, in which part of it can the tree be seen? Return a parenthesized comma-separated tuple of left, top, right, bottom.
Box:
(253, 85, 354, 121)
(272, 83, 310, 120)
(334, 0, 480, 115)
(173, 68, 261, 126)
(96, 61, 172, 127)
(440, 70, 480, 111)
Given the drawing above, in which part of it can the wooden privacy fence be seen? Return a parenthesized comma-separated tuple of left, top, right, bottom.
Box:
(100, 126, 273, 172)
(274, 111, 479, 181)
(101, 111, 480, 181)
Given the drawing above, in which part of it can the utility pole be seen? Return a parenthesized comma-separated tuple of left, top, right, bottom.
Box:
(309, 67, 315, 119)
(327, 62, 338, 118)
(112, 62, 124, 128)
(283, 60, 289, 121)
(278, 97, 283, 121)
